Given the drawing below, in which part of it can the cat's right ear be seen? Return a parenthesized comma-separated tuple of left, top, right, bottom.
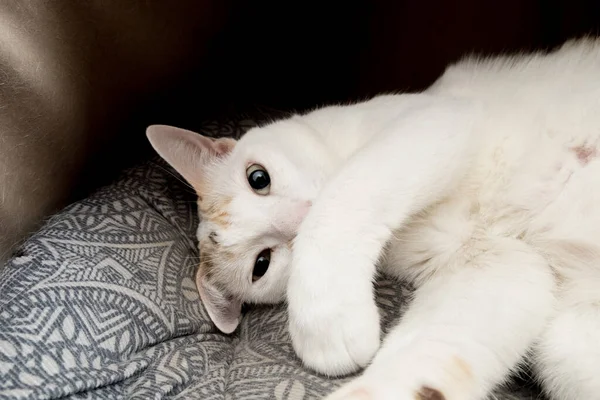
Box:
(196, 271, 242, 334)
(146, 124, 237, 189)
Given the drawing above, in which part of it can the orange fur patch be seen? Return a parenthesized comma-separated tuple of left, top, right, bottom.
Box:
(198, 196, 232, 227)
(197, 234, 237, 285)
(451, 356, 473, 380)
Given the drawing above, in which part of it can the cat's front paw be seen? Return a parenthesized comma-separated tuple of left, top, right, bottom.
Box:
(288, 297, 381, 377)
(286, 258, 381, 376)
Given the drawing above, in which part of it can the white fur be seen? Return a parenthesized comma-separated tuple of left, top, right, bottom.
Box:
(149, 37, 600, 400)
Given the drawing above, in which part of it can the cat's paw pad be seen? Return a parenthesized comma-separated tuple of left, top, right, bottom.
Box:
(288, 299, 381, 377)
(324, 376, 446, 400)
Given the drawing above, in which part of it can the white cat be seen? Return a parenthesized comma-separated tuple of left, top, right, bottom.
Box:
(147, 37, 600, 400)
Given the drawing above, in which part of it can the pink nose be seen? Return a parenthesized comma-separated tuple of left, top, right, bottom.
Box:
(272, 200, 312, 240)
(299, 200, 312, 216)
(290, 200, 311, 229)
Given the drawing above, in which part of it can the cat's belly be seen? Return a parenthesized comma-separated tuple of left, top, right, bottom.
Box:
(499, 134, 600, 245)
(381, 133, 600, 285)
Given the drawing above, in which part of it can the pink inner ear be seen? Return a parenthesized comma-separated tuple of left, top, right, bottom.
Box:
(196, 272, 242, 334)
(146, 125, 238, 193)
(195, 134, 236, 158)
(212, 137, 237, 155)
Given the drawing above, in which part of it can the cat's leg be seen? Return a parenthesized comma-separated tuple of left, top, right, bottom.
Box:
(287, 97, 481, 376)
(533, 281, 600, 400)
(324, 239, 555, 400)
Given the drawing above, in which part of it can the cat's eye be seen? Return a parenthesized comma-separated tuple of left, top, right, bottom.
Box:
(252, 249, 271, 282)
(246, 164, 270, 195)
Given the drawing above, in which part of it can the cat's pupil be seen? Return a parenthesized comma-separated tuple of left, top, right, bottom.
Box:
(249, 169, 270, 190)
(252, 249, 271, 281)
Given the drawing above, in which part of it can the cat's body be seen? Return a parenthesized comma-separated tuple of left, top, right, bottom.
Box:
(148, 38, 600, 400)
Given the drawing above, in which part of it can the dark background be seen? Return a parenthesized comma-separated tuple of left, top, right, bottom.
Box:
(160, 0, 600, 121)
(86, 0, 600, 194)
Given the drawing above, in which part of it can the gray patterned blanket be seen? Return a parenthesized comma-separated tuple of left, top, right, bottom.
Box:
(0, 117, 543, 399)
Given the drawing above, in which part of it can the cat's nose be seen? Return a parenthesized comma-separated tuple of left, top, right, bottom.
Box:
(271, 199, 312, 241)
(297, 200, 312, 219)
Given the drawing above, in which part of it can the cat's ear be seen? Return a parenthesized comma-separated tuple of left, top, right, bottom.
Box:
(146, 124, 237, 189)
(196, 271, 242, 334)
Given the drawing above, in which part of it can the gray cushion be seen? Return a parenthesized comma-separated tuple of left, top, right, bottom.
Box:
(0, 116, 543, 400)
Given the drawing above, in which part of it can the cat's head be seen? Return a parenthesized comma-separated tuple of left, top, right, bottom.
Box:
(147, 119, 334, 333)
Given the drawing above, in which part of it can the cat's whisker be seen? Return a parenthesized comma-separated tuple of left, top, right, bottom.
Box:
(150, 161, 198, 194)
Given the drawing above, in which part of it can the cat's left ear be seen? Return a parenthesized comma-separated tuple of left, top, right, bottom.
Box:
(196, 270, 242, 334)
(146, 124, 237, 189)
